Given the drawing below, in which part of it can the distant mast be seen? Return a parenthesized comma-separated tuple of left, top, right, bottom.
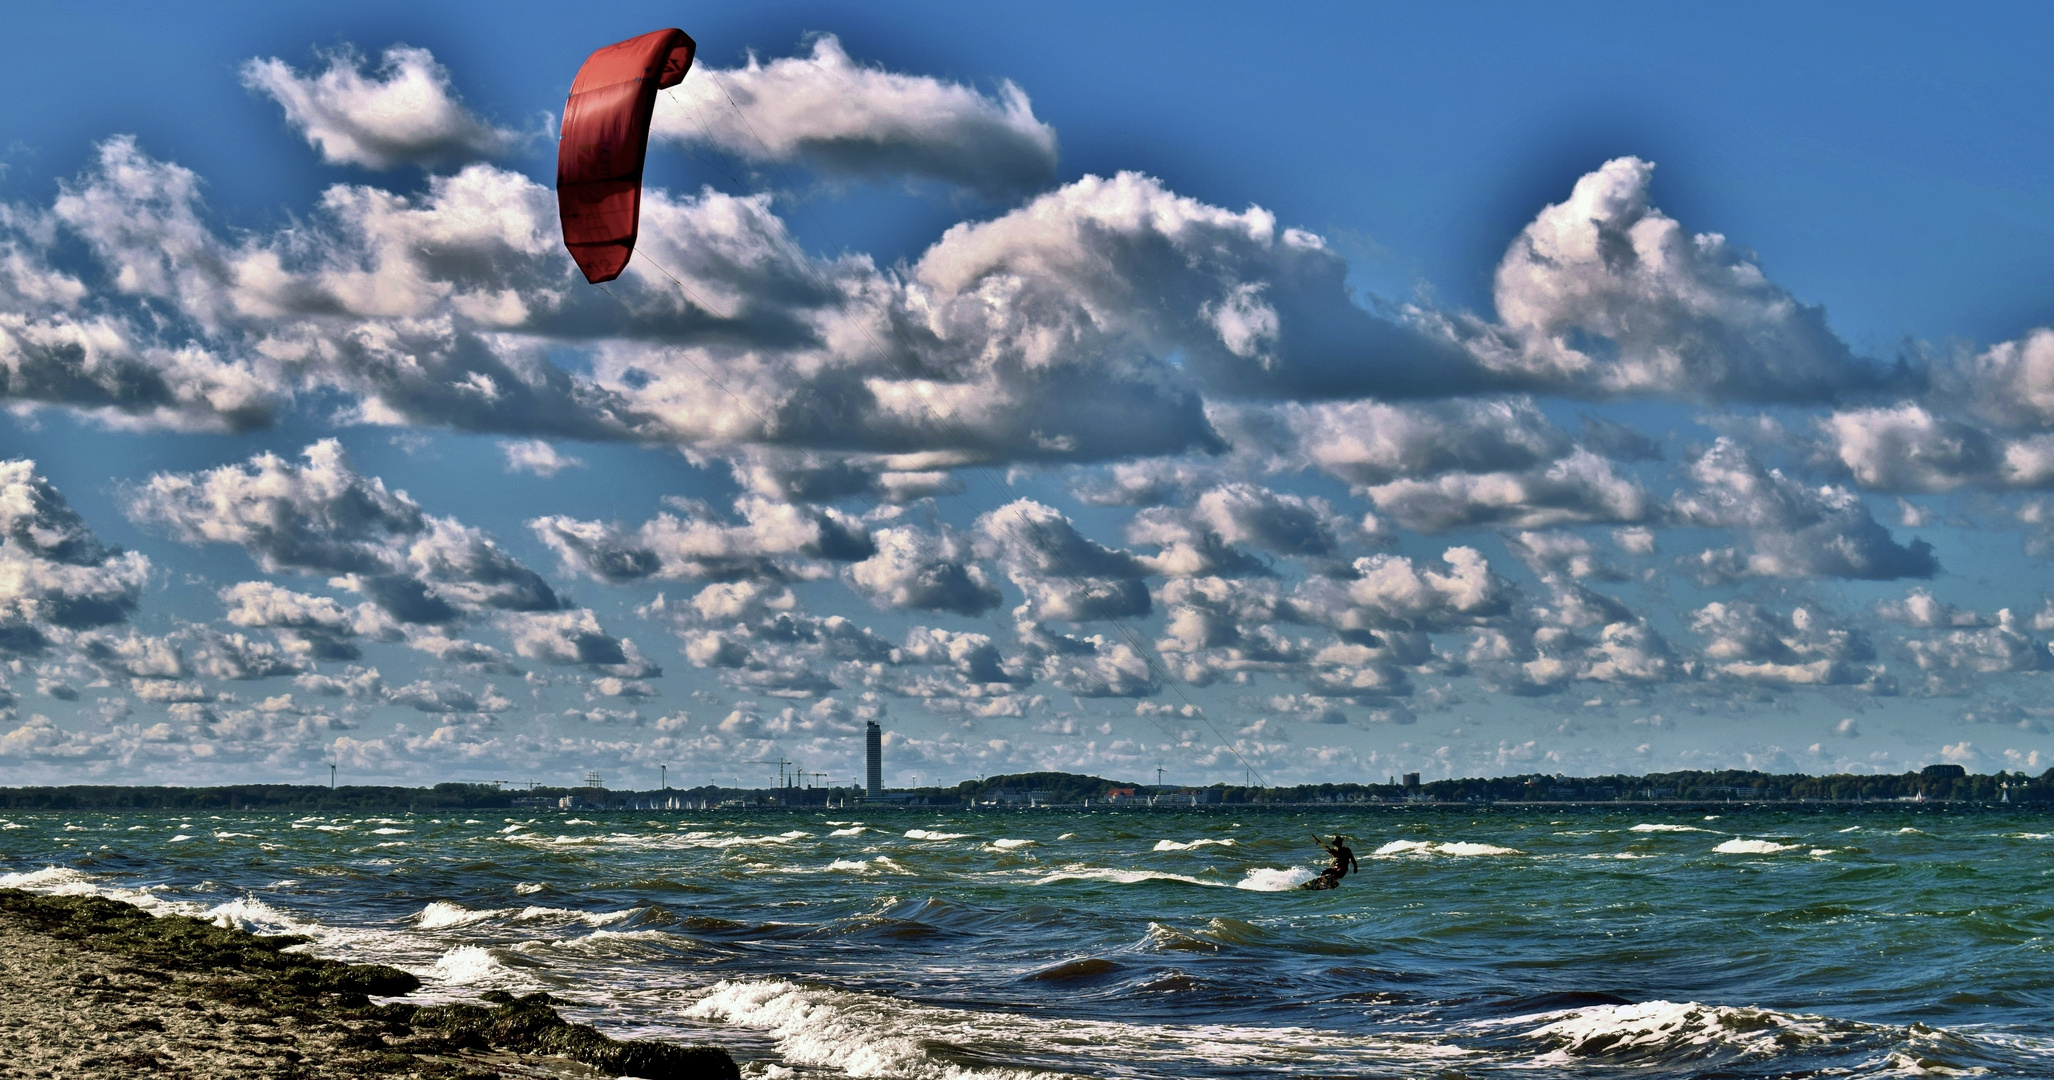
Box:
(865, 722, 882, 798)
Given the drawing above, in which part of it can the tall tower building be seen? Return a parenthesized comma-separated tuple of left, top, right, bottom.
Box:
(865, 722, 882, 798)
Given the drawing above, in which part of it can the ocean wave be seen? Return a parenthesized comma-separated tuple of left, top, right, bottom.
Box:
(1629, 823, 1708, 833)
(905, 829, 972, 841)
(1031, 867, 1221, 889)
(682, 977, 1445, 1078)
(1153, 838, 1236, 851)
(1513, 999, 1855, 1064)
(204, 896, 315, 936)
(422, 944, 531, 990)
(369, 827, 410, 835)
(988, 839, 1036, 850)
(1713, 839, 1799, 855)
(829, 826, 868, 837)
(415, 900, 509, 929)
(514, 882, 547, 895)
(1374, 840, 1523, 857)
(513, 905, 636, 926)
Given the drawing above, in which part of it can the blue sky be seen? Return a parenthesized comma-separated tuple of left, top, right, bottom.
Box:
(0, 1, 2051, 787)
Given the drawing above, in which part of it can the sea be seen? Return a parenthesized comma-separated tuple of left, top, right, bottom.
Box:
(3, 805, 2051, 1078)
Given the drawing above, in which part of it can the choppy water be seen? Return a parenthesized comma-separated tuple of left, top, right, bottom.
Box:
(4, 806, 2052, 1078)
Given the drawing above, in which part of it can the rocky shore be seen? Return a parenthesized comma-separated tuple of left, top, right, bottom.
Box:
(0, 888, 740, 1079)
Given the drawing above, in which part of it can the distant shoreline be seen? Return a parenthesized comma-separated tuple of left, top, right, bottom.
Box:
(0, 764, 2042, 811)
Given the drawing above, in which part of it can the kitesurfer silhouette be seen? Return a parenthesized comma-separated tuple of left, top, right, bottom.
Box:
(1304, 834, 1357, 890)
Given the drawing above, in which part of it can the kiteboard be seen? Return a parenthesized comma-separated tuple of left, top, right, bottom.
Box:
(1300, 869, 1343, 891)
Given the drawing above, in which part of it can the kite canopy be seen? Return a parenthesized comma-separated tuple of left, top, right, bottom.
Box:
(557, 28, 696, 284)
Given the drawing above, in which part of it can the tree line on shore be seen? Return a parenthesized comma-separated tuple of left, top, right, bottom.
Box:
(0, 765, 2046, 810)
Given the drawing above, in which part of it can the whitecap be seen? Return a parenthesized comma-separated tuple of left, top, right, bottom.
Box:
(1629, 823, 1707, 833)
(514, 882, 548, 895)
(1033, 867, 1221, 888)
(904, 829, 971, 841)
(1515, 999, 1847, 1061)
(1809, 848, 1835, 857)
(424, 944, 523, 988)
(315, 825, 349, 832)
(564, 818, 598, 825)
(1374, 840, 1522, 857)
(512, 905, 634, 926)
(1713, 838, 1798, 854)
(1235, 867, 1317, 891)
(0, 866, 94, 890)
(205, 896, 311, 935)
(684, 977, 1431, 1078)
(1153, 838, 1236, 851)
(369, 827, 410, 835)
(415, 900, 508, 929)
(168, 834, 193, 843)
(988, 838, 1036, 850)
(1056, 832, 1075, 840)
(828, 827, 867, 837)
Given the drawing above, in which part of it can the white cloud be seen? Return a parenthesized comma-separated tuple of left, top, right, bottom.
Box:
(1689, 601, 1879, 687)
(531, 496, 872, 585)
(0, 458, 150, 632)
(846, 525, 1001, 615)
(499, 439, 586, 477)
(1675, 438, 1937, 581)
(656, 35, 1056, 197)
(1467, 156, 1891, 402)
(242, 46, 517, 170)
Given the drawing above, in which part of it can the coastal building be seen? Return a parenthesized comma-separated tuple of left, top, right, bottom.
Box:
(865, 722, 882, 798)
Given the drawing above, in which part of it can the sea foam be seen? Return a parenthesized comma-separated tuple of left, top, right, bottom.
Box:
(1235, 867, 1317, 891)
(1374, 840, 1522, 857)
(1153, 838, 1236, 851)
(1713, 839, 1799, 855)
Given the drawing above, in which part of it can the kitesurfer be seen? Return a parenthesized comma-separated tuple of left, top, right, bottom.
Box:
(1305, 834, 1357, 890)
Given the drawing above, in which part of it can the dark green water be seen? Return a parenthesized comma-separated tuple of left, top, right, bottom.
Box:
(5, 805, 2050, 1077)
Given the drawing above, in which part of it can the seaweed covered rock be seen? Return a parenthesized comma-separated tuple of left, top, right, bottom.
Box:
(0, 888, 419, 998)
(0, 888, 740, 1079)
(389, 992, 739, 1080)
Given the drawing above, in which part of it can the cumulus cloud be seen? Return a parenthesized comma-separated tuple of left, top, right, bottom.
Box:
(127, 439, 423, 575)
(1674, 438, 1937, 581)
(126, 441, 657, 690)
(846, 525, 1001, 615)
(1127, 482, 1357, 578)
(531, 496, 871, 584)
(1689, 601, 1880, 686)
(500, 439, 585, 477)
(0, 458, 149, 631)
(242, 46, 518, 169)
(645, 583, 892, 699)
(1904, 609, 2051, 676)
(980, 500, 1150, 623)
(1464, 156, 1897, 402)
(657, 35, 1056, 197)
